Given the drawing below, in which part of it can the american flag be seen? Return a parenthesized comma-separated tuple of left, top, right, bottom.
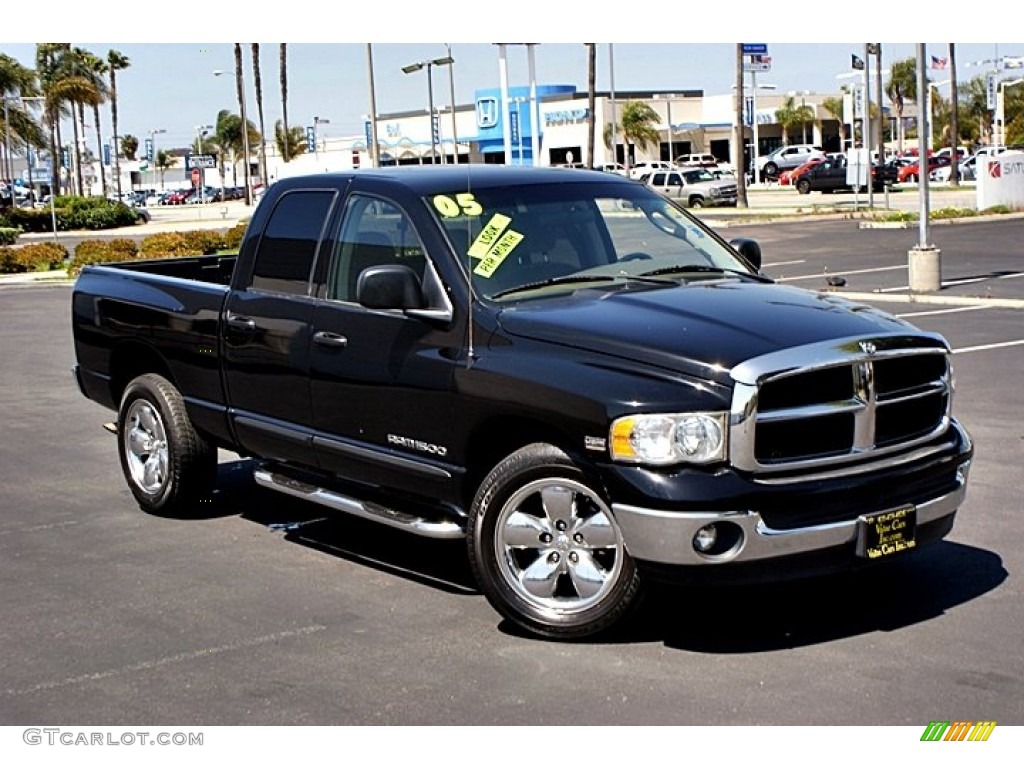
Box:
(931, 55, 949, 70)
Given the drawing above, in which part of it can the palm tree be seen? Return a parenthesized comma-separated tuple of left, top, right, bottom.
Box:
(886, 57, 917, 154)
(120, 134, 138, 160)
(774, 96, 815, 145)
(77, 49, 109, 195)
(959, 76, 990, 146)
(274, 120, 306, 160)
(36, 43, 72, 195)
(251, 44, 268, 185)
(604, 101, 659, 170)
(233, 44, 251, 204)
(585, 43, 596, 168)
(820, 95, 846, 151)
(215, 109, 259, 188)
(0, 53, 42, 183)
(155, 149, 173, 189)
(279, 44, 290, 162)
(106, 49, 130, 198)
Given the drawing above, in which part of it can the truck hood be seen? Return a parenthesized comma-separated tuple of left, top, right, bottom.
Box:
(495, 279, 915, 384)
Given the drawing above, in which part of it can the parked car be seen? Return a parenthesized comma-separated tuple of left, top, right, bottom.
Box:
(756, 144, 826, 178)
(674, 153, 719, 168)
(778, 157, 826, 186)
(897, 155, 950, 183)
(795, 155, 893, 194)
(931, 154, 977, 182)
(597, 162, 628, 175)
(164, 189, 193, 205)
(643, 168, 738, 207)
(628, 160, 674, 180)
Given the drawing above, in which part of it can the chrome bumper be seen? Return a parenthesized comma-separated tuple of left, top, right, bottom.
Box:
(612, 467, 970, 566)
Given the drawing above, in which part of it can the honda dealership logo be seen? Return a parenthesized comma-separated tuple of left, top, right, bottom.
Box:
(476, 97, 499, 129)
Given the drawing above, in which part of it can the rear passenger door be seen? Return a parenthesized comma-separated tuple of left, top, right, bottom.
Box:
(307, 191, 464, 501)
(222, 187, 340, 465)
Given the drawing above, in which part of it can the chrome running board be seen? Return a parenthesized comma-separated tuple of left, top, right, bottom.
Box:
(253, 467, 466, 540)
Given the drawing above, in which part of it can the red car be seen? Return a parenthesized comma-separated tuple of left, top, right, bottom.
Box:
(165, 189, 194, 205)
(779, 157, 826, 185)
(897, 155, 949, 183)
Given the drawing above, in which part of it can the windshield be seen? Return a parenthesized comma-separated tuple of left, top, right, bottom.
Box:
(682, 169, 715, 183)
(425, 181, 752, 301)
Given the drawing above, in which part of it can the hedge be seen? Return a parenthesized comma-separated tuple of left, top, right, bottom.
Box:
(68, 239, 140, 276)
(0, 242, 69, 273)
(0, 197, 138, 233)
(0, 227, 21, 246)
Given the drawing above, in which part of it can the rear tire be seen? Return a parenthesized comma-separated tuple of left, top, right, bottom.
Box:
(467, 443, 641, 639)
(117, 373, 217, 516)
(763, 162, 778, 178)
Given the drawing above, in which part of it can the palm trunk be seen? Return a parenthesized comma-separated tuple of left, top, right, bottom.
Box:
(110, 69, 122, 198)
(93, 103, 106, 195)
(949, 43, 960, 186)
(252, 44, 268, 184)
(71, 102, 83, 195)
(280, 44, 289, 163)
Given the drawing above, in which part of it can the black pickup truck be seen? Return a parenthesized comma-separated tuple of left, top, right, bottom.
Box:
(72, 166, 973, 638)
(795, 154, 897, 194)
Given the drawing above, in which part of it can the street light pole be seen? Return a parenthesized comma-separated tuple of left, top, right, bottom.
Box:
(195, 124, 212, 205)
(402, 55, 454, 165)
(445, 44, 459, 165)
(366, 44, 380, 167)
(313, 116, 330, 160)
(149, 128, 166, 191)
(655, 94, 677, 163)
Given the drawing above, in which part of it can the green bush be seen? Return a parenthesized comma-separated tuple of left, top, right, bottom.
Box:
(0, 242, 68, 273)
(139, 232, 206, 258)
(2, 197, 138, 232)
(932, 207, 977, 220)
(69, 238, 140, 276)
(222, 222, 248, 251)
(2, 206, 62, 233)
(979, 205, 1014, 215)
(0, 227, 21, 246)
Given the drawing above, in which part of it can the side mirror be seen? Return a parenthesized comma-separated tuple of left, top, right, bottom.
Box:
(357, 264, 425, 311)
(729, 238, 762, 272)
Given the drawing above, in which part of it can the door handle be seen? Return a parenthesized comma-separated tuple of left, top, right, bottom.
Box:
(227, 314, 256, 333)
(313, 331, 348, 348)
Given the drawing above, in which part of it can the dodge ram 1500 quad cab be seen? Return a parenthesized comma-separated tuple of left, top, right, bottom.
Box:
(72, 166, 973, 638)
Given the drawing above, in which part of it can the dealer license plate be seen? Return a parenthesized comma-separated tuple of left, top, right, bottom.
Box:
(856, 505, 917, 559)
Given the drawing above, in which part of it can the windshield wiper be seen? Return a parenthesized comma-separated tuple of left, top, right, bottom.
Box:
(488, 273, 674, 300)
(639, 264, 768, 281)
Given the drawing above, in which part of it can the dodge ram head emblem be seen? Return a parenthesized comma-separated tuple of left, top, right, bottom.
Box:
(859, 341, 877, 356)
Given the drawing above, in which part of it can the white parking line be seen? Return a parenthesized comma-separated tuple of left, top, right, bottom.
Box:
(776, 265, 906, 282)
(1, 624, 327, 697)
(763, 259, 807, 268)
(881, 271, 1024, 293)
(897, 306, 991, 318)
(953, 340, 1024, 355)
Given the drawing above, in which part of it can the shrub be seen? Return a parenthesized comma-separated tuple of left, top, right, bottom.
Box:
(139, 232, 206, 258)
(179, 229, 226, 255)
(222, 222, 248, 251)
(69, 239, 140, 276)
(2, 206, 62, 233)
(932, 207, 977, 220)
(0, 242, 68, 273)
(0, 227, 21, 246)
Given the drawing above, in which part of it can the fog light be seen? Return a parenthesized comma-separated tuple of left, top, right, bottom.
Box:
(693, 524, 718, 553)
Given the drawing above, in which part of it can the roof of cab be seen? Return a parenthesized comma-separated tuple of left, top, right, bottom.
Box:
(271, 165, 636, 195)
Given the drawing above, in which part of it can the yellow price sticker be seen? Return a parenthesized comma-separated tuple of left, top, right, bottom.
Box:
(474, 230, 524, 278)
(467, 213, 512, 259)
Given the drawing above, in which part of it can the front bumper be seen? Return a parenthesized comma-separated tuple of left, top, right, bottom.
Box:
(606, 420, 972, 571)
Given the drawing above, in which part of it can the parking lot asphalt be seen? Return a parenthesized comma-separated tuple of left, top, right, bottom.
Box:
(1, 200, 1022, 729)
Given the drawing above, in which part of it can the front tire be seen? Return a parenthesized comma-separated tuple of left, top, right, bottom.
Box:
(117, 373, 217, 516)
(468, 443, 641, 639)
(797, 179, 811, 194)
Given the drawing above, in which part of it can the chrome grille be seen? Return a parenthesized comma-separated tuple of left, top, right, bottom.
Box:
(729, 334, 952, 475)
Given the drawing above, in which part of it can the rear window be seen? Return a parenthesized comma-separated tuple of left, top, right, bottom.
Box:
(249, 190, 335, 295)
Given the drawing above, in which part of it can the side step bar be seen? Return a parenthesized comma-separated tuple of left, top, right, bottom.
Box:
(253, 467, 466, 540)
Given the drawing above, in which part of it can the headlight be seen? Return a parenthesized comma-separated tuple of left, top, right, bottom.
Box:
(710, 187, 721, 197)
(610, 412, 728, 465)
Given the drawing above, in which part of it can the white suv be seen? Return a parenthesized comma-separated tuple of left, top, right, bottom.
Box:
(756, 144, 826, 178)
(628, 160, 673, 180)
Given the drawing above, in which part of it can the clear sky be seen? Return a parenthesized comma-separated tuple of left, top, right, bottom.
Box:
(3, 2, 1023, 152)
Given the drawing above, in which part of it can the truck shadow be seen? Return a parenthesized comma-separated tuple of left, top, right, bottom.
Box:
(204, 459, 477, 596)
(620, 542, 1007, 652)
(202, 460, 1005, 648)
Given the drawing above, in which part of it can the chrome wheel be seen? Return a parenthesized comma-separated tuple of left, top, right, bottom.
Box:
(494, 477, 624, 616)
(123, 400, 169, 494)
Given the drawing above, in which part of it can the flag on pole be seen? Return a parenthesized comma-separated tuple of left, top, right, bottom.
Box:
(851, 54, 865, 71)
(931, 55, 949, 70)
